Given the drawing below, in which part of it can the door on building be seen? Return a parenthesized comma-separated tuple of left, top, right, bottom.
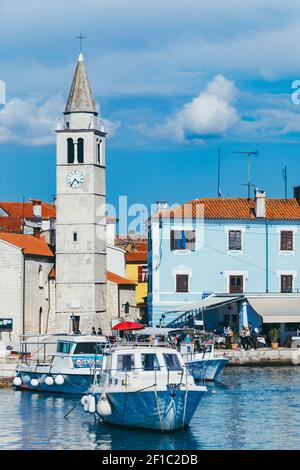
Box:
(229, 275, 243, 293)
(71, 315, 80, 334)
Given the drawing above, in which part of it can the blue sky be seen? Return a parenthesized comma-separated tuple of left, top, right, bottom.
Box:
(1, 0, 300, 212)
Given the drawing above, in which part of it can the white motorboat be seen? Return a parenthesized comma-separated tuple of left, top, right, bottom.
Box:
(81, 343, 207, 432)
(13, 334, 109, 394)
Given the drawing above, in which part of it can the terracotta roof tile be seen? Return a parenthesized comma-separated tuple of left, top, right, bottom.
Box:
(125, 252, 148, 262)
(0, 201, 56, 219)
(155, 198, 300, 221)
(0, 232, 54, 257)
(107, 271, 136, 285)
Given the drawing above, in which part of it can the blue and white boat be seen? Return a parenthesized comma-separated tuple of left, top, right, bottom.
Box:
(81, 344, 207, 432)
(180, 342, 228, 381)
(133, 327, 228, 381)
(13, 334, 109, 394)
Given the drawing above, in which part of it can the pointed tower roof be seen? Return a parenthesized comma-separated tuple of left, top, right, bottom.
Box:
(64, 53, 97, 115)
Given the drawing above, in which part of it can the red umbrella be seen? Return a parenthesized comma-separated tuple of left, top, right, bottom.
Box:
(112, 321, 145, 331)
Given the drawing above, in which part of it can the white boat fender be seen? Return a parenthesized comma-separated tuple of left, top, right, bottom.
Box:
(212, 390, 216, 395)
(30, 378, 39, 387)
(88, 395, 96, 414)
(96, 393, 112, 417)
(45, 376, 54, 386)
(84, 394, 91, 412)
(81, 395, 88, 406)
(13, 376, 22, 387)
(54, 374, 65, 385)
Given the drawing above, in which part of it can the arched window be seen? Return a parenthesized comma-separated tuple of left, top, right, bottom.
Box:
(38, 265, 44, 289)
(67, 138, 74, 163)
(77, 138, 84, 163)
(96, 139, 101, 164)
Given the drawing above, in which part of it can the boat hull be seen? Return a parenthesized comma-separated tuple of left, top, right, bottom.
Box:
(94, 388, 205, 432)
(16, 370, 93, 394)
(186, 358, 228, 381)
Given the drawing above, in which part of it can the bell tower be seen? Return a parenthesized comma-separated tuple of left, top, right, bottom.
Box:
(54, 52, 110, 334)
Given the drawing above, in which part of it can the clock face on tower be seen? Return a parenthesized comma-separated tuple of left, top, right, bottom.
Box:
(67, 170, 84, 189)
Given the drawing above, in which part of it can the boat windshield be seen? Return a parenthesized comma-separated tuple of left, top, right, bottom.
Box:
(57, 341, 73, 354)
(73, 342, 106, 355)
(163, 353, 182, 371)
(117, 354, 135, 372)
(141, 353, 160, 371)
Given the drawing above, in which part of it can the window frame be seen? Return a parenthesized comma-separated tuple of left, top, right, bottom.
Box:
(170, 229, 196, 251)
(176, 273, 189, 293)
(280, 230, 293, 251)
(280, 274, 293, 293)
(228, 230, 242, 251)
(229, 275, 244, 293)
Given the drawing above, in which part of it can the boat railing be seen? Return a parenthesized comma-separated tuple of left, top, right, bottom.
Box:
(95, 362, 205, 387)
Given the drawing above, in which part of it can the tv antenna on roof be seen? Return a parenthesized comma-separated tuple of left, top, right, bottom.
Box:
(232, 150, 259, 199)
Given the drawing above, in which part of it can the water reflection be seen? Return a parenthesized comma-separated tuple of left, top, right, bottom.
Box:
(0, 367, 300, 450)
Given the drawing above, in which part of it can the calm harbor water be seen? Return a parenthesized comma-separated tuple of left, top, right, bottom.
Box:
(0, 366, 300, 450)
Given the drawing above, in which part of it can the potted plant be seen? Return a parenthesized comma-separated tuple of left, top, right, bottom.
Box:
(269, 327, 280, 349)
(231, 332, 239, 350)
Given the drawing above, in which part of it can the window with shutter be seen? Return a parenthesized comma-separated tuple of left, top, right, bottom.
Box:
(281, 275, 293, 293)
(170, 230, 195, 251)
(176, 274, 189, 293)
(280, 231, 293, 251)
(228, 230, 242, 250)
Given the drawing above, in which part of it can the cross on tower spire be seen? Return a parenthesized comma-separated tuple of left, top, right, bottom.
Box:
(76, 31, 86, 53)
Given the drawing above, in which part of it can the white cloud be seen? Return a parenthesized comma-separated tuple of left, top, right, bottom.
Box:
(138, 75, 239, 142)
(135, 75, 300, 143)
(0, 96, 119, 146)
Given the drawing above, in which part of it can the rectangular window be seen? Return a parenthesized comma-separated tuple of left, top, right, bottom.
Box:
(170, 230, 195, 251)
(228, 230, 242, 250)
(163, 353, 182, 371)
(117, 354, 135, 372)
(229, 275, 243, 293)
(73, 342, 106, 355)
(57, 341, 73, 354)
(141, 353, 160, 371)
(138, 265, 148, 283)
(73, 232, 78, 242)
(176, 274, 189, 293)
(281, 275, 293, 293)
(280, 231, 293, 251)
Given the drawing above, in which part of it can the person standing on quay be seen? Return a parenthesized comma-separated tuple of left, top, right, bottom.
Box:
(248, 322, 257, 350)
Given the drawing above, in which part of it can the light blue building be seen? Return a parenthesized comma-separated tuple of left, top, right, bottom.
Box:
(148, 190, 300, 342)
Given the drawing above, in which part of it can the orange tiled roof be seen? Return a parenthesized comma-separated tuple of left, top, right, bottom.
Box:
(125, 252, 148, 262)
(0, 216, 23, 232)
(0, 232, 54, 257)
(155, 198, 300, 221)
(0, 201, 56, 220)
(107, 271, 136, 285)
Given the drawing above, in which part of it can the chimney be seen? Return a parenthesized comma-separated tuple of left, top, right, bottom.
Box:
(32, 199, 42, 218)
(156, 201, 168, 212)
(254, 189, 266, 218)
(294, 186, 300, 205)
